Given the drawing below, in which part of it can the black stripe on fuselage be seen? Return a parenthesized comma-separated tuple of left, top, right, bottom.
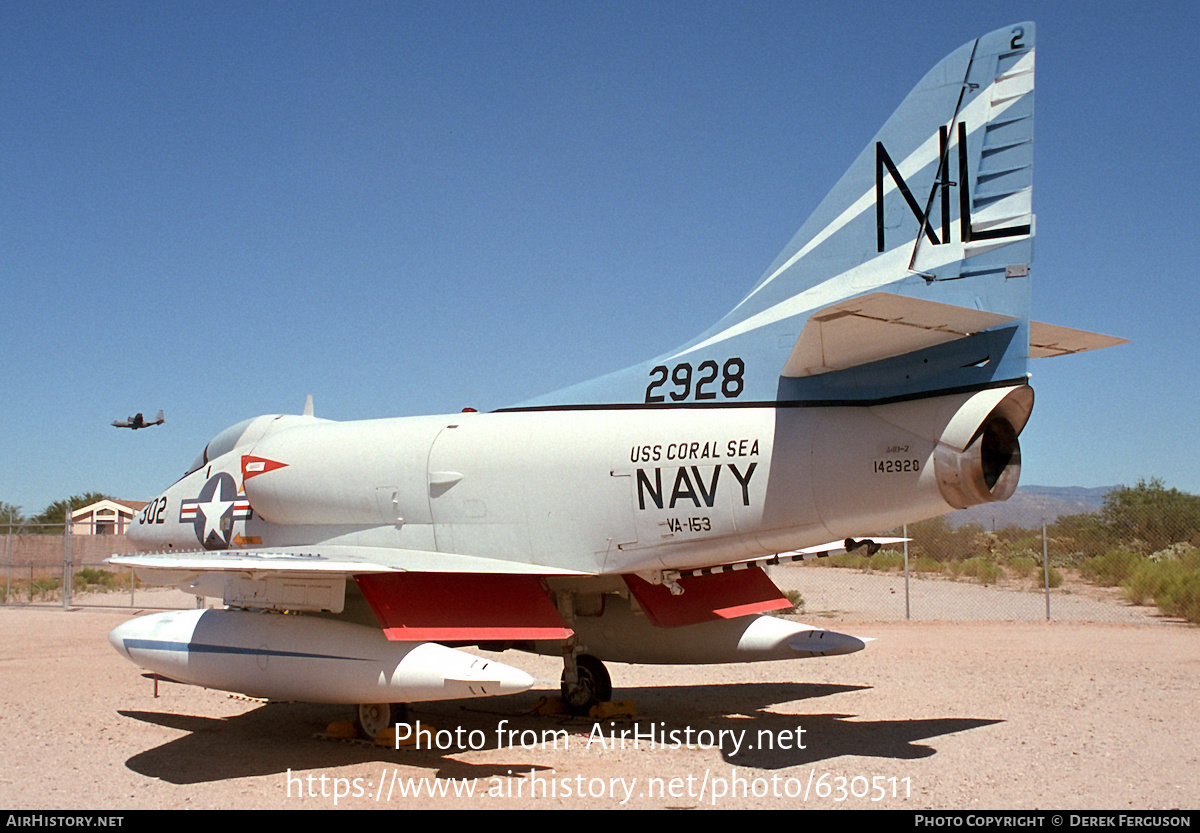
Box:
(493, 378, 1029, 414)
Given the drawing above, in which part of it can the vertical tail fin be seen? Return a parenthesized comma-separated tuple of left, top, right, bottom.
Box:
(513, 23, 1036, 410)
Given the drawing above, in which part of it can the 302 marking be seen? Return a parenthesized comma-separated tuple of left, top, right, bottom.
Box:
(140, 496, 168, 525)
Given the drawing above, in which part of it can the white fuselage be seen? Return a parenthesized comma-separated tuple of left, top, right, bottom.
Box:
(130, 386, 1027, 575)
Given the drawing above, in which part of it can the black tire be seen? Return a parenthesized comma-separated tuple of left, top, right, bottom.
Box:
(560, 654, 612, 716)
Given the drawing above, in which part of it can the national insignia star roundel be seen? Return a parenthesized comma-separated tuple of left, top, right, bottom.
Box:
(178, 472, 253, 549)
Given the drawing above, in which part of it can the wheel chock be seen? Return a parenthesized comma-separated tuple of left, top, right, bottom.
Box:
(324, 719, 359, 739)
(592, 700, 636, 720)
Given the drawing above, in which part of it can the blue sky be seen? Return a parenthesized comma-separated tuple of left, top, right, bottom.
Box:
(2, 1, 1197, 515)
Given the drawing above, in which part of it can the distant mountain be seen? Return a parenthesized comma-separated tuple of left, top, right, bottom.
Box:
(945, 485, 1117, 530)
(1018, 485, 1113, 507)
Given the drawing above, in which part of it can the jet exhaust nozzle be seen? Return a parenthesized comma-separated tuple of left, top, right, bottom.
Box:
(933, 385, 1033, 509)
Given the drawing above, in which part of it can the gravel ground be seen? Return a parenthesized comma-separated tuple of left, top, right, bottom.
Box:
(1, 581, 1196, 810)
(773, 564, 1168, 624)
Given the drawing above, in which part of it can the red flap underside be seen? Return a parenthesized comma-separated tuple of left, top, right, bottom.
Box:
(355, 573, 572, 642)
(623, 567, 791, 628)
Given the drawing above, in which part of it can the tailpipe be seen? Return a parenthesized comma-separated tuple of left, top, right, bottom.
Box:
(934, 386, 1033, 509)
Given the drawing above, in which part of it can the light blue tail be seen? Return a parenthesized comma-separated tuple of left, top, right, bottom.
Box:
(512, 23, 1037, 411)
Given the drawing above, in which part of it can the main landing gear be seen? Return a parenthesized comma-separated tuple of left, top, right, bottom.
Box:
(560, 653, 612, 716)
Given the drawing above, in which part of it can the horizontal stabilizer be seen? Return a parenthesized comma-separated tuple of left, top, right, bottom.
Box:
(782, 293, 1017, 378)
(1029, 321, 1128, 357)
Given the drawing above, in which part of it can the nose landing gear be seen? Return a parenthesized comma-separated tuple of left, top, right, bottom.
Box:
(356, 702, 409, 739)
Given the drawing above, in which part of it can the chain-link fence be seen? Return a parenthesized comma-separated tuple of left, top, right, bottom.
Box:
(6, 480, 1198, 623)
(769, 539, 1164, 626)
(0, 522, 193, 609)
(773, 482, 1200, 625)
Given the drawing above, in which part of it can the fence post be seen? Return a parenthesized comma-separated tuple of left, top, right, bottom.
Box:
(4, 525, 11, 605)
(1042, 509, 1051, 621)
(63, 513, 73, 610)
(903, 523, 911, 620)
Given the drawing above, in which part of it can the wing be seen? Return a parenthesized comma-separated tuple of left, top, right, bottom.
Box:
(107, 544, 592, 577)
(108, 546, 590, 641)
(109, 536, 893, 641)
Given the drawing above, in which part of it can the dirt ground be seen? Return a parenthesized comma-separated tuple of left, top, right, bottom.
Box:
(0, 598, 1197, 810)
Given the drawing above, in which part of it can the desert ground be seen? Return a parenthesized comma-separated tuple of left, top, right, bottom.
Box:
(1, 575, 1197, 811)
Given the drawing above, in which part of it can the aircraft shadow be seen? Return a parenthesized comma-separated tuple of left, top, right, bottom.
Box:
(119, 681, 1001, 785)
(601, 682, 1003, 769)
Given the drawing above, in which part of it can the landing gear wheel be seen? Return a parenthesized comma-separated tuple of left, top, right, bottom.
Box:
(356, 702, 407, 739)
(560, 654, 612, 716)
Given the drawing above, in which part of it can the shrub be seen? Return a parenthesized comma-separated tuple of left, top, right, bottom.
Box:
(911, 556, 942, 574)
(955, 557, 1003, 585)
(907, 517, 987, 562)
(823, 553, 867, 570)
(1079, 550, 1142, 586)
(1005, 556, 1038, 579)
(1048, 512, 1113, 562)
(1124, 562, 1168, 606)
(73, 568, 118, 592)
(1102, 479, 1200, 554)
(775, 590, 804, 615)
(30, 577, 61, 600)
(1155, 571, 1200, 624)
(867, 552, 904, 571)
(1046, 567, 1063, 588)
